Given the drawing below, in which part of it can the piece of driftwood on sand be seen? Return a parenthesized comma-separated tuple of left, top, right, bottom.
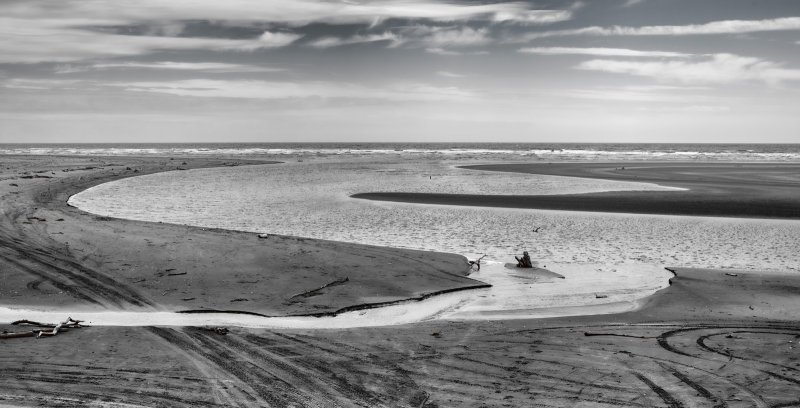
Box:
(289, 277, 350, 300)
(1, 317, 85, 340)
(467, 255, 486, 272)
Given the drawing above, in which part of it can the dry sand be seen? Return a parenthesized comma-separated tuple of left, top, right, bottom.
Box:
(1, 155, 799, 407)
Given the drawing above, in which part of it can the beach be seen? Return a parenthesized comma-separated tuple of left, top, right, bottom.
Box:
(1, 152, 799, 406)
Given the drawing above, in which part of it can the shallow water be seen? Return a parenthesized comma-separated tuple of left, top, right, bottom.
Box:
(0, 263, 649, 328)
(61, 157, 800, 326)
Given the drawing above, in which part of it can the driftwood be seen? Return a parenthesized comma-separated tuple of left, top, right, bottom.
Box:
(203, 327, 229, 335)
(417, 394, 430, 408)
(410, 391, 431, 408)
(468, 255, 486, 272)
(289, 277, 349, 299)
(2, 317, 85, 340)
(583, 332, 655, 339)
(11, 319, 59, 328)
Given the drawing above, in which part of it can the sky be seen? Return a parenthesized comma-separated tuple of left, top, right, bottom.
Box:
(1, 0, 799, 143)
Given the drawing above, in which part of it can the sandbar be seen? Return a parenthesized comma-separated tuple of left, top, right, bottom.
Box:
(354, 162, 800, 218)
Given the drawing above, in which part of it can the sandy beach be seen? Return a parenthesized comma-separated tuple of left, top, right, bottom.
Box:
(2, 155, 799, 407)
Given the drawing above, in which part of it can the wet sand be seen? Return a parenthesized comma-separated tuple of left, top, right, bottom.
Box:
(2, 267, 799, 407)
(354, 162, 800, 218)
(1, 156, 799, 406)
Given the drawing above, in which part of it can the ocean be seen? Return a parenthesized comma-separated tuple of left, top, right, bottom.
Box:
(2, 142, 800, 162)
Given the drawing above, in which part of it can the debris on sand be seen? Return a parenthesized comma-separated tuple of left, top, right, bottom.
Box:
(467, 255, 485, 273)
(2, 317, 85, 340)
(289, 277, 350, 300)
(583, 332, 654, 339)
(167, 271, 187, 276)
(409, 391, 434, 408)
(205, 327, 229, 335)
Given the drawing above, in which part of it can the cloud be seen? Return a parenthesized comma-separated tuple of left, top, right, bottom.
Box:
(309, 25, 491, 50)
(576, 53, 800, 85)
(0, 1, 573, 62)
(426, 47, 462, 56)
(518, 47, 691, 58)
(0, 18, 302, 62)
(404, 25, 493, 50)
(669, 105, 730, 113)
(2, 79, 86, 90)
(3, 1, 573, 27)
(437, 71, 466, 78)
(307, 32, 400, 48)
(490, 9, 572, 24)
(85, 62, 284, 73)
(113, 79, 475, 102)
(561, 85, 710, 103)
(425, 48, 489, 56)
(621, 0, 643, 7)
(53, 65, 91, 74)
(416, 26, 492, 47)
(633, 105, 731, 113)
(2, 77, 475, 102)
(524, 16, 800, 40)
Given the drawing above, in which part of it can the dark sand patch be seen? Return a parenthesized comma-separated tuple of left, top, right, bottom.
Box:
(353, 162, 800, 218)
